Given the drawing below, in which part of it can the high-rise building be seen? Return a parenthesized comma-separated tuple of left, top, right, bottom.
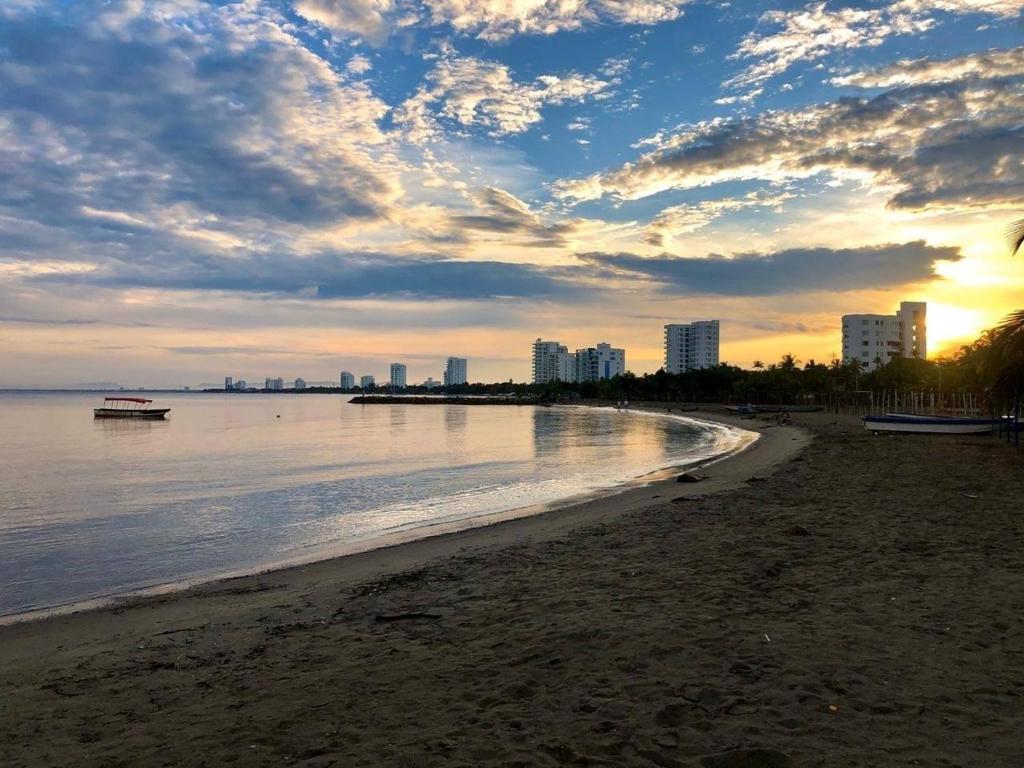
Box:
(443, 357, 468, 386)
(235, 380, 247, 391)
(294, 377, 306, 390)
(532, 339, 575, 384)
(390, 363, 407, 389)
(225, 376, 233, 391)
(265, 377, 284, 391)
(340, 371, 355, 389)
(664, 321, 720, 373)
(360, 375, 375, 389)
(842, 301, 926, 372)
(574, 342, 625, 382)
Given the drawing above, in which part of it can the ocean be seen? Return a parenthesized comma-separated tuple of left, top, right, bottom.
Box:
(0, 392, 750, 617)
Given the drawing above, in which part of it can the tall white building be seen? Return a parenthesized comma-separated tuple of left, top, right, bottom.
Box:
(360, 375, 375, 389)
(444, 357, 468, 386)
(664, 321, 720, 373)
(224, 376, 233, 391)
(532, 339, 575, 384)
(842, 301, 927, 372)
(294, 377, 306, 390)
(265, 377, 284, 391)
(340, 371, 355, 389)
(390, 363, 407, 389)
(575, 342, 625, 382)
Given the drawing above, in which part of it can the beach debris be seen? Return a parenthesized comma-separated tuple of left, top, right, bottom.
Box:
(784, 524, 811, 537)
(677, 472, 705, 483)
(373, 611, 442, 622)
(745, 476, 767, 483)
(963, 493, 978, 499)
(763, 633, 771, 643)
(829, 704, 839, 713)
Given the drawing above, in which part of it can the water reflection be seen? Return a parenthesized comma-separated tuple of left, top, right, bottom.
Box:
(93, 418, 169, 435)
(443, 404, 467, 441)
(388, 405, 408, 438)
(0, 393, 736, 616)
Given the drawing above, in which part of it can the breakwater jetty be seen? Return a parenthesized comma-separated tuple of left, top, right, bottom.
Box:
(348, 395, 540, 405)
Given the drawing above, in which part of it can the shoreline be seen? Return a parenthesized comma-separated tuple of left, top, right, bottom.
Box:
(3, 410, 1022, 766)
(0, 407, 781, 626)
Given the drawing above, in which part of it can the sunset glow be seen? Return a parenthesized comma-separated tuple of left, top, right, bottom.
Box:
(0, 0, 1021, 387)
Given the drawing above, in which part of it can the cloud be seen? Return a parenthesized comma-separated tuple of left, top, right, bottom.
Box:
(579, 240, 961, 295)
(292, 0, 393, 44)
(448, 187, 577, 247)
(644, 191, 792, 246)
(31, 249, 582, 301)
(725, 0, 1022, 92)
(420, 0, 692, 42)
(396, 55, 609, 141)
(346, 53, 374, 75)
(554, 64, 1024, 211)
(0, 0, 397, 258)
(832, 45, 1024, 87)
(289, 0, 693, 43)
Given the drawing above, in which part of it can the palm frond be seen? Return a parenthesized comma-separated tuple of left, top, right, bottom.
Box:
(1008, 218, 1024, 256)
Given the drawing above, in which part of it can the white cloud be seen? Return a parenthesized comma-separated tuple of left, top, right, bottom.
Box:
(292, 0, 393, 45)
(346, 53, 374, 75)
(725, 0, 1022, 93)
(420, 0, 692, 41)
(555, 63, 1024, 211)
(291, 0, 695, 43)
(396, 55, 609, 141)
(644, 191, 793, 246)
(832, 44, 1024, 87)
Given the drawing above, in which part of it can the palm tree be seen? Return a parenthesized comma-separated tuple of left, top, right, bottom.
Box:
(1008, 218, 1024, 256)
(752, 360, 764, 370)
(985, 310, 1024, 394)
(780, 353, 800, 372)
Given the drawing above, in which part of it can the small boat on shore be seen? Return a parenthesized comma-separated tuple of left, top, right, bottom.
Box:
(864, 414, 994, 434)
(93, 396, 171, 420)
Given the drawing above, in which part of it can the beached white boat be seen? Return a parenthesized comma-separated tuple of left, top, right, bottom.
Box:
(864, 414, 994, 434)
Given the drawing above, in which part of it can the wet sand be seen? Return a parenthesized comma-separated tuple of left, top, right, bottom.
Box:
(2, 410, 1022, 767)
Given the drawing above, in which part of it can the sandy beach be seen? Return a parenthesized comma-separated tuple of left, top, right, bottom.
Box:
(2, 408, 1022, 767)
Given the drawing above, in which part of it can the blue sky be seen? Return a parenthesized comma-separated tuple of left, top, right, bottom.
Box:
(1, 0, 1021, 386)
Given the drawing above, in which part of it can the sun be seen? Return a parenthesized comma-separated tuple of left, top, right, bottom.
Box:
(926, 303, 987, 358)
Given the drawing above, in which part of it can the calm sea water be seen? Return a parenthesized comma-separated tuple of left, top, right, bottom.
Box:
(0, 392, 749, 616)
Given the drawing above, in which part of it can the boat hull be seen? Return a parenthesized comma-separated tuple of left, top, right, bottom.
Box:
(864, 415, 993, 434)
(93, 408, 170, 420)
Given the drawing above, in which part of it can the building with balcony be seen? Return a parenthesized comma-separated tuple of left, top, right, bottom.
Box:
(664, 321, 720, 373)
(842, 301, 927, 372)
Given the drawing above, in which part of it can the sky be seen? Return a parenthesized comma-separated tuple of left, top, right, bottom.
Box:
(1, 0, 1021, 388)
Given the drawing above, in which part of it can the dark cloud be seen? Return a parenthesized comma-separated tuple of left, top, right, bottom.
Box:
(579, 241, 960, 296)
(32, 250, 581, 301)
